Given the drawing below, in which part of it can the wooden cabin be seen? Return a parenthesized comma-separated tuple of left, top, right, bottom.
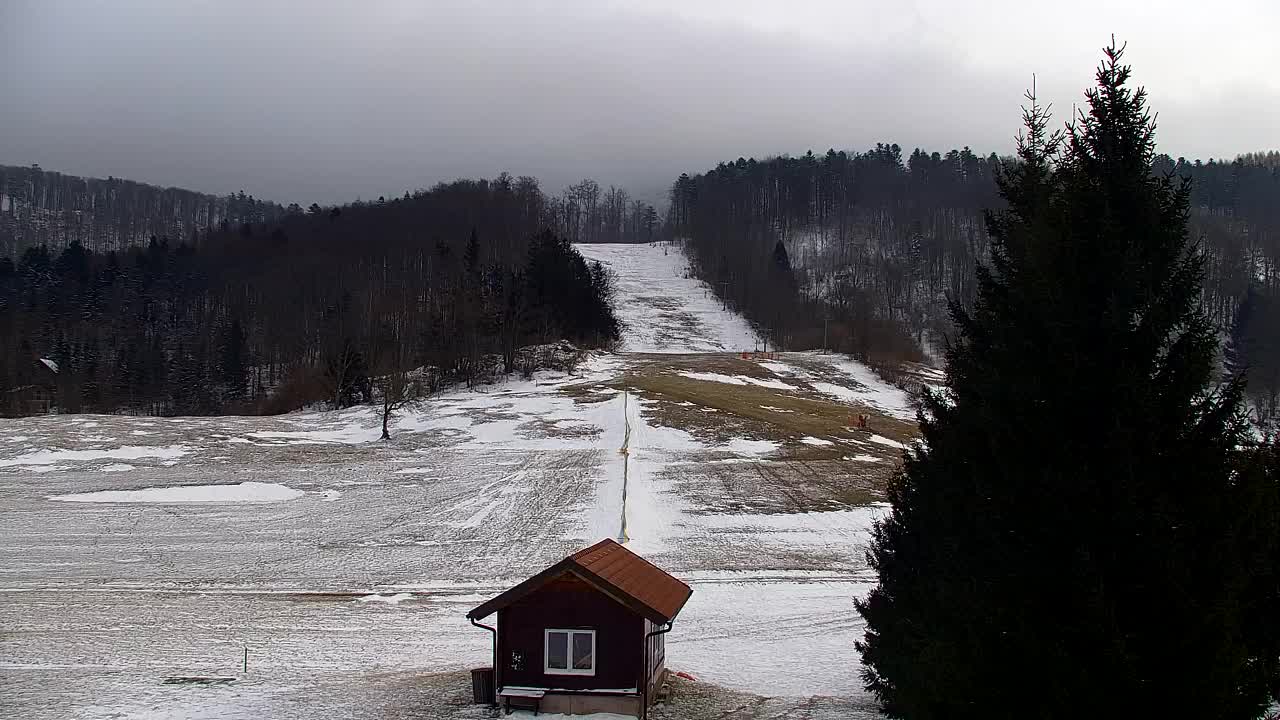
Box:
(467, 539, 692, 717)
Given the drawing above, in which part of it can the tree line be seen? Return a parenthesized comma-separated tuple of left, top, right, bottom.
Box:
(669, 139, 1280, 427)
(669, 144, 1001, 364)
(1, 175, 620, 417)
(0, 164, 285, 257)
(0, 164, 661, 258)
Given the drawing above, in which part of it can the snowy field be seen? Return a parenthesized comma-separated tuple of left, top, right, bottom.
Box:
(1, 242, 915, 719)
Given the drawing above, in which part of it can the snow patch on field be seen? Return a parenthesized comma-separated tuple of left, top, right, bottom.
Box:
(0, 445, 188, 467)
(681, 371, 747, 385)
(672, 578, 876, 697)
(758, 361, 802, 376)
(803, 353, 916, 420)
(743, 376, 795, 390)
(247, 422, 380, 445)
(515, 714, 633, 720)
(356, 592, 413, 604)
(696, 507, 882, 538)
(800, 436, 834, 446)
(50, 481, 305, 504)
(810, 381, 861, 404)
(722, 438, 779, 455)
(401, 413, 472, 432)
(868, 434, 909, 450)
(679, 371, 796, 390)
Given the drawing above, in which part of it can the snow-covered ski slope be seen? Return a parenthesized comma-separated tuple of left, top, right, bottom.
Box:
(0, 242, 916, 719)
(576, 242, 760, 353)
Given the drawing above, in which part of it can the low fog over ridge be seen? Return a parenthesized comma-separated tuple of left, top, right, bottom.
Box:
(2, 0, 1276, 205)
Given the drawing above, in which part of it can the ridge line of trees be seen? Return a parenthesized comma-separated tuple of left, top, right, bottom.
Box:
(1, 175, 623, 417)
(669, 144, 1280, 425)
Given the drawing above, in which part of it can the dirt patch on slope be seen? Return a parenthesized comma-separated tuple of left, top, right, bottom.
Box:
(618, 354, 917, 454)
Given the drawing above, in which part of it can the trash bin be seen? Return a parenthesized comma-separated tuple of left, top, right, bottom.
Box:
(471, 666, 495, 705)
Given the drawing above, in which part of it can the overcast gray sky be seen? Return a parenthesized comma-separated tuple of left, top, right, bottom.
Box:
(2, 0, 1276, 206)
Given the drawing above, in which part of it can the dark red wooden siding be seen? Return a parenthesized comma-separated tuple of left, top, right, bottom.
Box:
(643, 617, 666, 689)
(497, 573, 642, 691)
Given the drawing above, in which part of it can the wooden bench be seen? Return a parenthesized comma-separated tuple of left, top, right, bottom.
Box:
(498, 687, 546, 715)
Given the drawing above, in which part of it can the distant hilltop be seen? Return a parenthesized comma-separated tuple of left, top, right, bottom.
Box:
(0, 164, 286, 257)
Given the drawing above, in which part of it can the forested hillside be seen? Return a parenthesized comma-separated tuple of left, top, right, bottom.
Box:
(0, 164, 286, 256)
(0, 175, 621, 417)
(0, 165, 661, 258)
(671, 147, 1280, 424)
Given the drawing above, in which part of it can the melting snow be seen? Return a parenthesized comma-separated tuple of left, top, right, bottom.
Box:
(246, 422, 379, 445)
(758, 361, 799, 376)
(356, 592, 413, 604)
(680, 371, 746, 385)
(679, 371, 796, 390)
(722, 438, 779, 455)
(868, 434, 909, 450)
(509, 714, 634, 720)
(50, 481, 305, 504)
(804, 353, 917, 420)
(576, 243, 759, 353)
(0, 445, 188, 468)
(1, 243, 909, 717)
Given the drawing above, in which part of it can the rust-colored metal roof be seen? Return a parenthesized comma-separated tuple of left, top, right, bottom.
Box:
(467, 539, 692, 624)
(571, 539, 692, 622)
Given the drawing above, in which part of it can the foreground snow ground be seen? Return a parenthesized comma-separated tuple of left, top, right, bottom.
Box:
(0, 243, 913, 719)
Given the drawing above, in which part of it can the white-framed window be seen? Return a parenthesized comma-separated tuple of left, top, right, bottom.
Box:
(544, 628, 596, 676)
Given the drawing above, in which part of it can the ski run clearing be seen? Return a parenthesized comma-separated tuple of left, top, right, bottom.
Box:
(0, 242, 917, 720)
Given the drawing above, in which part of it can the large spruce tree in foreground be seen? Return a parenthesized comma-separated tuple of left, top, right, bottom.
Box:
(857, 42, 1280, 719)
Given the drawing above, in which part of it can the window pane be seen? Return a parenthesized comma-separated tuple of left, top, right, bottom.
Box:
(572, 632, 594, 670)
(547, 632, 568, 669)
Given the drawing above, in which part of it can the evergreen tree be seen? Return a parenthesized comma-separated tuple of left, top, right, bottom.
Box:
(770, 239, 793, 284)
(464, 228, 481, 281)
(1231, 438, 1280, 704)
(766, 239, 796, 350)
(857, 41, 1277, 719)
